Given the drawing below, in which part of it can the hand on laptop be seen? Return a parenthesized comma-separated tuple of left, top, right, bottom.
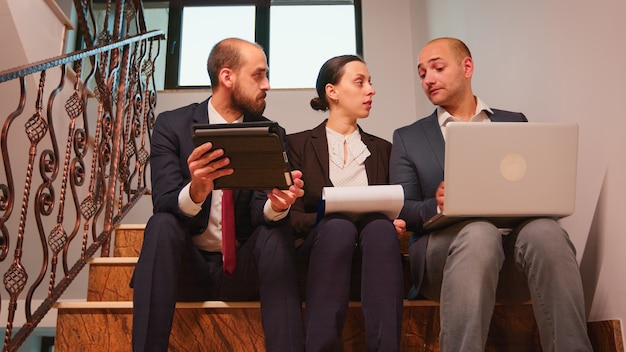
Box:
(436, 181, 445, 211)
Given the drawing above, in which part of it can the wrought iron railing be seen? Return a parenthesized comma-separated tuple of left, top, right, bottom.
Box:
(0, 0, 162, 350)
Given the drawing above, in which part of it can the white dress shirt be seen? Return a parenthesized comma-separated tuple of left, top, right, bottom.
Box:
(437, 96, 494, 141)
(326, 127, 370, 187)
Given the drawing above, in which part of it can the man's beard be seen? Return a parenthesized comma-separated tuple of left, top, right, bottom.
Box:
(232, 84, 266, 117)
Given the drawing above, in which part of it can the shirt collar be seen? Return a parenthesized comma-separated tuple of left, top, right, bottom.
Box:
(208, 97, 244, 124)
(437, 96, 494, 127)
(325, 126, 371, 168)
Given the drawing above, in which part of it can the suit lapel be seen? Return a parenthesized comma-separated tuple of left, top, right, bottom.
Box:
(422, 112, 445, 171)
(310, 122, 332, 185)
(311, 122, 384, 185)
(487, 109, 527, 123)
(194, 98, 211, 124)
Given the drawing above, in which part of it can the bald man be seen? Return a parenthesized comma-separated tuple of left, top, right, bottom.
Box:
(131, 38, 304, 352)
(390, 37, 592, 352)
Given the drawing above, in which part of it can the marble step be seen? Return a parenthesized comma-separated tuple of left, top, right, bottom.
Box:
(112, 224, 144, 257)
(54, 300, 549, 352)
(87, 257, 136, 301)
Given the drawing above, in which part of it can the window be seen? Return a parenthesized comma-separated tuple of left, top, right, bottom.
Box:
(178, 6, 256, 86)
(269, 3, 358, 88)
(165, 0, 363, 89)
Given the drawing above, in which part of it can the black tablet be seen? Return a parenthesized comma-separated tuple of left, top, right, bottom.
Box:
(192, 121, 293, 190)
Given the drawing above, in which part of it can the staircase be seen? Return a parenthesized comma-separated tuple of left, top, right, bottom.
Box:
(53, 224, 624, 351)
(0, 0, 164, 349)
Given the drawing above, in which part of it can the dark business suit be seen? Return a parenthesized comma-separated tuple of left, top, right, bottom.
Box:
(390, 109, 592, 351)
(288, 121, 403, 352)
(131, 98, 303, 352)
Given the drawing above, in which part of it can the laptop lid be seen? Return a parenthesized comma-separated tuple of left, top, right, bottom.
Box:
(424, 122, 578, 230)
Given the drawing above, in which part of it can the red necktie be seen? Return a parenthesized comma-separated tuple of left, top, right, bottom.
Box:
(221, 189, 236, 275)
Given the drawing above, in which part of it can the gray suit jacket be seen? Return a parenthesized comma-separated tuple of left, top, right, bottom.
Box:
(389, 108, 527, 295)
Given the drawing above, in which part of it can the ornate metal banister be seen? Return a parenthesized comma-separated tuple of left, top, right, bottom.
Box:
(0, 0, 161, 350)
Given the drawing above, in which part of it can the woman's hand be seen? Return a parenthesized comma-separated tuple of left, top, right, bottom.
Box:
(393, 218, 406, 235)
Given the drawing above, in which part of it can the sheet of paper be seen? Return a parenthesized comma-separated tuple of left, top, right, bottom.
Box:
(321, 185, 404, 220)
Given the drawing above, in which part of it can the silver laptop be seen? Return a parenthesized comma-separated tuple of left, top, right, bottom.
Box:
(423, 122, 578, 231)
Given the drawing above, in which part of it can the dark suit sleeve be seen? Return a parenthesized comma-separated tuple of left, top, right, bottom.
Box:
(390, 129, 438, 234)
(286, 132, 318, 237)
(150, 112, 183, 214)
(150, 109, 212, 234)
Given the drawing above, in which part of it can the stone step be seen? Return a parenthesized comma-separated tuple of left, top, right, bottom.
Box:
(87, 257, 137, 301)
(85, 224, 142, 302)
(54, 300, 555, 352)
(112, 224, 145, 257)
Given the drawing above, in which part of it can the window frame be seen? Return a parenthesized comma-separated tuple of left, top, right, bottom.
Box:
(164, 0, 363, 89)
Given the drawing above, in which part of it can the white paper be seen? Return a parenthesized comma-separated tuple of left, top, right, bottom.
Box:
(321, 185, 404, 220)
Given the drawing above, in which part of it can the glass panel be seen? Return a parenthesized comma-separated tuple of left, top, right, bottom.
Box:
(144, 4, 170, 91)
(179, 6, 256, 86)
(269, 5, 356, 89)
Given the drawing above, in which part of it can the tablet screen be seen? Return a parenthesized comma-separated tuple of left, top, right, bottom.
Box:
(192, 122, 293, 190)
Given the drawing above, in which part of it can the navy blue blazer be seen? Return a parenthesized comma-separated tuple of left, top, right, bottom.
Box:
(287, 120, 392, 238)
(149, 97, 286, 244)
(389, 108, 527, 295)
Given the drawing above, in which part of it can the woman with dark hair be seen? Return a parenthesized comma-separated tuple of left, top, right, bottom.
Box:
(288, 55, 405, 351)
